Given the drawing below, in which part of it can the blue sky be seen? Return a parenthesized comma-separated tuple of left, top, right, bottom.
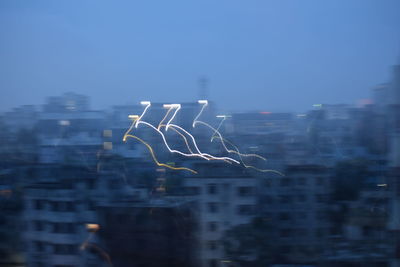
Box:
(0, 0, 399, 113)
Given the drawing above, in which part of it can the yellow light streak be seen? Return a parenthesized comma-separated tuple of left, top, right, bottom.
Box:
(81, 223, 112, 267)
(123, 114, 197, 173)
(81, 242, 113, 267)
(131, 103, 237, 163)
(158, 105, 174, 130)
(124, 134, 197, 174)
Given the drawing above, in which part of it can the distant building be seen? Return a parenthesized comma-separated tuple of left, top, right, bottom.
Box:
(2, 105, 38, 133)
(22, 165, 141, 267)
(43, 92, 89, 113)
(36, 93, 105, 164)
(260, 164, 331, 264)
(231, 112, 294, 135)
(184, 162, 257, 267)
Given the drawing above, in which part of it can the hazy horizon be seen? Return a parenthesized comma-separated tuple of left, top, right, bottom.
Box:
(1, 0, 399, 113)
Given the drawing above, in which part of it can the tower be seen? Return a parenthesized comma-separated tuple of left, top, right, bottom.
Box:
(198, 76, 209, 100)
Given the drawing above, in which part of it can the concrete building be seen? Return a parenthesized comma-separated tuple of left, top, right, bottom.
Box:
(260, 164, 331, 264)
(184, 162, 257, 267)
(22, 165, 141, 267)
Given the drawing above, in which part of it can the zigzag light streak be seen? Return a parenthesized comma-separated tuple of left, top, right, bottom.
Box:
(193, 100, 266, 161)
(124, 134, 197, 174)
(211, 115, 228, 141)
(212, 135, 284, 176)
(123, 115, 197, 173)
(162, 104, 239, 163)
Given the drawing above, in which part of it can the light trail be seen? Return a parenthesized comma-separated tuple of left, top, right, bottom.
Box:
(123, 115, 197, 174)
(212, 135, 284, 176)
(80, 224, 113, 267)
(193, 100, 266, 161)
(161, 103, 239, 163)
(165, 104, 181, 131)
(157, 104, 195, 154)
(158, 104, 174, 130)
(137, 119, 236, 162)
(211, 115, 230, 142)
(159, 124, 194, 154)
(124, 134, 197, 173)
(135, 101, 151, 128)
(192, 100, 208, 128)
(126, 105, 210, 160)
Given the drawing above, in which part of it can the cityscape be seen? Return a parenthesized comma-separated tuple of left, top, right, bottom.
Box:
(0, 61, 399, 266)
(1, 1, 400, 267)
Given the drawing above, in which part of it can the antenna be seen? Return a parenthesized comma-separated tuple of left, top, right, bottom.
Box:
(198, 76, 209, 100)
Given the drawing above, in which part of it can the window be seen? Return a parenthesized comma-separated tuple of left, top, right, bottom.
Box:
(108, 179, 120, 190)
(208, 259, 218, 267)
(66, 202, 75, 212)
(297, 194, 307, 202)
(298, 177, 307, 185)
(315, 228, 325, 237)
(208, 222, 218, 232)
(54, 244, 78, 255)
(33, 241, 45, 252)
(262, 195, 274, 204)
(315, 194, 325, 203)
(279, 228, 292, 237)
(297, 228, 308, 237)
(279, 212, 290, 221)
(279, 195, 292, 204)
(52, 223, 75, 234)
(237, 186, 254, 197)
(87, 201, 96, 211)
(51, 201, 75, 212)
(207, 202, 219, 213)
(34, 220, 44, 231)
(280, 178, 291, 186)
(297, 212, 307, 219)
(316, 177, 324, 186)
(86, 179, 96, 190)
(207, 184, 218, 194)
(362, 226, 371, 237)
(51, 201, 59, 211)
(280, 245, 292, 253)
(316, 211, 326, 221)
(186, 186, 200, 195)
(207, 240, 218, 250)
(34, 199, 45, 210)
(237, 205, 254, 215)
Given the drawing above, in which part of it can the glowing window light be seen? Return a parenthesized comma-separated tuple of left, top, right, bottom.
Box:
(103, 130, 112, 137)
(59, 120, 70, 126)
(85, 223, 100, 232)
(103, 142, 113, 150)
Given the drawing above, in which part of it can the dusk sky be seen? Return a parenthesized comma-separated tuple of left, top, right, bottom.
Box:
(1, 0, 399, 113)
